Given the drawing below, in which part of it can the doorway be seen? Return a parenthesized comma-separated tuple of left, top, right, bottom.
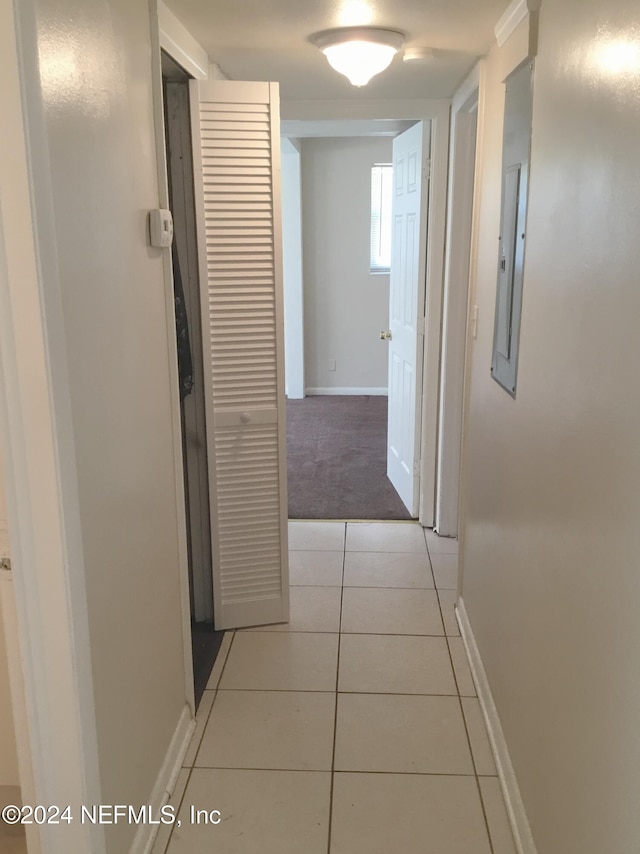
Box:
(436, 72, 480, 537)
(282, 123, 431, 521)
(161, 52, 223, 704)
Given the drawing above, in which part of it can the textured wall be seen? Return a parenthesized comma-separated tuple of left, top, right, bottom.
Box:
(0, 450, 18, 786)
(461, 3, 640, 852)
(32, 0, 187, 849)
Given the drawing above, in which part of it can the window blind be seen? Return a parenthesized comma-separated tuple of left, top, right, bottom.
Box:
(370, 163, 393, 273)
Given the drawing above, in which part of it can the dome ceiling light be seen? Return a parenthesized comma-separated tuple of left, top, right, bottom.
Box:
(310, 27, 405, 87)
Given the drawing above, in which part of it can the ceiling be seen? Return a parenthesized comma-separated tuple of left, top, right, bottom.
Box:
(280, 119, 416, 137)
(167, 0, 508, 100)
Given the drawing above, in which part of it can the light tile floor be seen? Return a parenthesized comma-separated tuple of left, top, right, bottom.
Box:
(156, 522, 516, 854)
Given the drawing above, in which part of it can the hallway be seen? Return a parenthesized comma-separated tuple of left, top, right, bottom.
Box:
(153, 522, 515, 854)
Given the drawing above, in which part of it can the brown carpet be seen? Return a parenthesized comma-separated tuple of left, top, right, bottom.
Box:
(286, 395, 412, 520)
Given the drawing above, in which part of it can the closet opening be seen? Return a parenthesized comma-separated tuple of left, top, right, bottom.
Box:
(162, 51, 223, 705)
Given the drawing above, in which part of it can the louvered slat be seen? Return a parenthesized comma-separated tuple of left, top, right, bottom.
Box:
(190, 80, 288, 629)
(212, 420, 282, 604)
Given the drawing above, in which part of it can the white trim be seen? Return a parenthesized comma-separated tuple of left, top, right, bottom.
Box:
(0, 571, 40, 854)
(129, 705, 195, 854)
(158, 1, 209, 80)
(452, 59, 488, 589)
(271, 81, 292, 631)
(457, 598, 538, 854)
(279, 97, 449, 531)
(452, 62, 482, 114)
(282, 99, 451, 121)
(208, 62, 230, 81)
(281, 143, 305, 399)
(434, 65, 480, 537)
(282, 136, 301, 154)
(495, 0, 529, 47)
(281, 119, 414, 138)
(149, 0, 197, 715)
(2, 1, 107, 850)
(418, 102, 451, 529)
(305, 387, 388, 396)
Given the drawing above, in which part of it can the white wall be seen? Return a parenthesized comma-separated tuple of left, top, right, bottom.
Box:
(301, 136, 391, 394)
(0, 451, 19, 787)
(460, 2, 640, 853)
(0, 449, 7, 564)
(24, 1, 189, 850)
(435, 66, 479, 538)
(281, 138, 305, 398)
(0, 605, 19, 788)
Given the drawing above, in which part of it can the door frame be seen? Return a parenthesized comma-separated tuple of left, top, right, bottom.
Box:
(435, 65, 481, 536)
(0, 1, 107, 850)
(0, 5, 210, 850)
(281, 137, 305, 399)
(150, 0, 213, 715)
(163, 63, 215, 626)
(280, 100, 450, 526)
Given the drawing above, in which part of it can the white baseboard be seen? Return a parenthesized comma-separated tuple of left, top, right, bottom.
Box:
(305, 387, 388, 396)
(456, 598, 538, 854)
(130, 704, 195, 854)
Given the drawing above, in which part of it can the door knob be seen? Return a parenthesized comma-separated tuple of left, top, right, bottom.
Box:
(380, 330, 392, 340)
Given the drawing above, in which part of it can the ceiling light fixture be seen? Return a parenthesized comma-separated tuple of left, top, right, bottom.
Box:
(311, 27, 405, 87)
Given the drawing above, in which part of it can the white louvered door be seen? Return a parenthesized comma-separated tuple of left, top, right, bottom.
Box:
(189, 80, 289, 630)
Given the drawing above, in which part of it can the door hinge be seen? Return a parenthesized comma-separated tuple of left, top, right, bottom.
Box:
(413, 459, 422, 475)
(423, 158, 431, 182)
(417, 316, 426, 336)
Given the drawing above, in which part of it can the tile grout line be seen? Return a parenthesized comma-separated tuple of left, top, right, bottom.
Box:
(192, 689, 217, 768)
(436, 587, 459, 635)
(470, 724, 497, 854)
(428, 526, 495, 851)
(188, 765, 482, 776)
(291, 584, 439, 590)
(326, 522, 346, 854)
(444, 622, 496, 854)
(423, 527, 437, 588)
(160, 765, 194, 854)
(457, 688, 493, 835)
(213, 687, 472, 697)
(238, 629, 449, 636)
(163, 631, 236, 853)
(191, 631, 236, 767)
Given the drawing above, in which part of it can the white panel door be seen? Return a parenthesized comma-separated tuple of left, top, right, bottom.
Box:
(387, 121, 431, 517)
(190, 80, 289, 630)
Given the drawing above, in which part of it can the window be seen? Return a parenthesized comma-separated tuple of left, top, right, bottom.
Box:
(370, 163, 393, 273)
